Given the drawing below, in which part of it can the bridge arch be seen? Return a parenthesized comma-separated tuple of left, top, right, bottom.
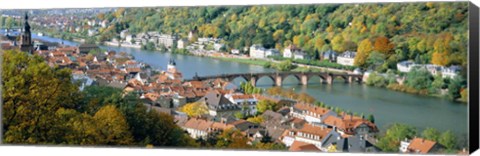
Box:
(306, 75, 327, 84)
(230, 75, 250, 84)
(255, 75, 276, 86)
(278, 74, 302, 86)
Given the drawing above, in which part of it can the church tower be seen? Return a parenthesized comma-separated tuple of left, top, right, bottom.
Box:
(20, 12, 33, 54)
(167, 58, 177, 73)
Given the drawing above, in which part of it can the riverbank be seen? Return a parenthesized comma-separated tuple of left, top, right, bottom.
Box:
(31, 34, 469, 145)
(34, 33, 467, 103)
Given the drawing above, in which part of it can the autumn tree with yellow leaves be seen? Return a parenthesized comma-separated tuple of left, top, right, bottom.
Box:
(355, 39, 374, 67)
(179, 102, 208, 117)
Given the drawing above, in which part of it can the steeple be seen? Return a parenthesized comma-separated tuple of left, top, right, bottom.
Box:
(20, 12, 33, 54)
(167, 58, 177, 72)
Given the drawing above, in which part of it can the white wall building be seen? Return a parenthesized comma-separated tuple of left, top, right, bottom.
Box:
(226, 93, 258, 116)
(265, 49, 280, 57)
(336, 51, 356, 66)
(249, 44, 267, 59)
(397, 60, 418, 73)
(294, 51, 308, 60)
(231, 49, 240, 55)
(214, 43, 224, 51)
(177, 39, 187, 49)
(441, 65, 462, 79)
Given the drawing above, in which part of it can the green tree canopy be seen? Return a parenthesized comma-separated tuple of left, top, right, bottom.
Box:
(2, 50, 81, 144)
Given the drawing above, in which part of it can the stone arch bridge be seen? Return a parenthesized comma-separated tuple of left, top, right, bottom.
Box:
(189, 71, 363, 87)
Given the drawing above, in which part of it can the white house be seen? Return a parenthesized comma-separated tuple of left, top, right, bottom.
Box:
(87, 29, 98, 37)
(290, 103, 336, 124)
(322, 50, 338, 62)
(249, 44, 267, 59)
(265, 49, 280, 57)
(283, 44, 302, 58)
(281, 130, 297, 147)
(231, 49, 240, 55)
(101, 20, 108, 28)
(177, 39, 188, 49)
(399, 138, 411, 153)
(214, 43, 224, 51)
(424, 64, 443, 76)
(226, 93, 258, 116)
(181, 118, 233, 139)
(397, 60, 418, 73)
(441, 65, 461, 79)
(336, 51, 356, 66)
(294, 51, 309, 60)
(293, 124, 332, 149)
(158, 34, 178, 48)
(120, 30, 129, 39)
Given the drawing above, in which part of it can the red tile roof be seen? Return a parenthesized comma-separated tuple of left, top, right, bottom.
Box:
(407, 138, 437, 154)
(289, 140, 320, 152)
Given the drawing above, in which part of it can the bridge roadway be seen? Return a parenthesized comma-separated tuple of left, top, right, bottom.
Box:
(188, 71, 364, 87)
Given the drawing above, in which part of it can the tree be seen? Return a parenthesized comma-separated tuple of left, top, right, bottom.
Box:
(429, 74, 445, 94)
(80, 86, 124, 114)
(215, 128, 250, 149)
(234, 111, 245, 119)
(366, 51, 386, 71)
(254, 142, 287, 150)
(405, 68, 433, 90)
(2, 50, 81, 144)
(421, 127, 440, 142)
(266, 87, 283, 96)
(122, 104, 198, 147)
(246, 116, 264, 124)
(366, 72, 387, 88)
(331, 35, 346, 52)
(460, 88, 468, 102)
(355, 39, 374, 67)
(327, 144, 337, 152)
(5, 16, 15, 29)
(377, 123, 417, 152)
(257, 99, 279, 113)
(276, 60, 294, 71)
(368, 114, 375, 123)
(439, 131, 456, 150)
(93, 105, 133, 145)
(296, 92, 316, 104)
(54, 108, 99, 145)
(447, 76, 465, 100)
(374, 36, 394, 55)
(179, 102, 208, 117)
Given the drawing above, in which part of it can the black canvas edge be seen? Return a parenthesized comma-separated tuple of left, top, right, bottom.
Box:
(469, 1, 479, 154)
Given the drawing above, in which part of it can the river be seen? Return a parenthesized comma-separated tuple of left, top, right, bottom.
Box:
(30, 34, 469, 147)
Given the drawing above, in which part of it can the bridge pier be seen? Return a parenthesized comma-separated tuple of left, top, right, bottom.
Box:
(326, 76, 333, 84)
(275, 76, 282, 86)
(301, 75, 308, 85)
(250, 77, 257, 87)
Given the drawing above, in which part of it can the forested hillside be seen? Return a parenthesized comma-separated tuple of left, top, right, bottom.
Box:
(96, 2, 468, 74)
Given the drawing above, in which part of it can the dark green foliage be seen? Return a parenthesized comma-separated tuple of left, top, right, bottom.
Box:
(439, 131, 457, 150)
(447, 76, 466, 100)
(368, 114, 375, 123)
(376, 123, 417, 152)
(422, 127, 441, 142)
(366, 72, 388, 88)
(55, 2, 467, 75)
(142, 41, 156, 51)
(2, 50, 198, 147)
(405, 68, 433, 90)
